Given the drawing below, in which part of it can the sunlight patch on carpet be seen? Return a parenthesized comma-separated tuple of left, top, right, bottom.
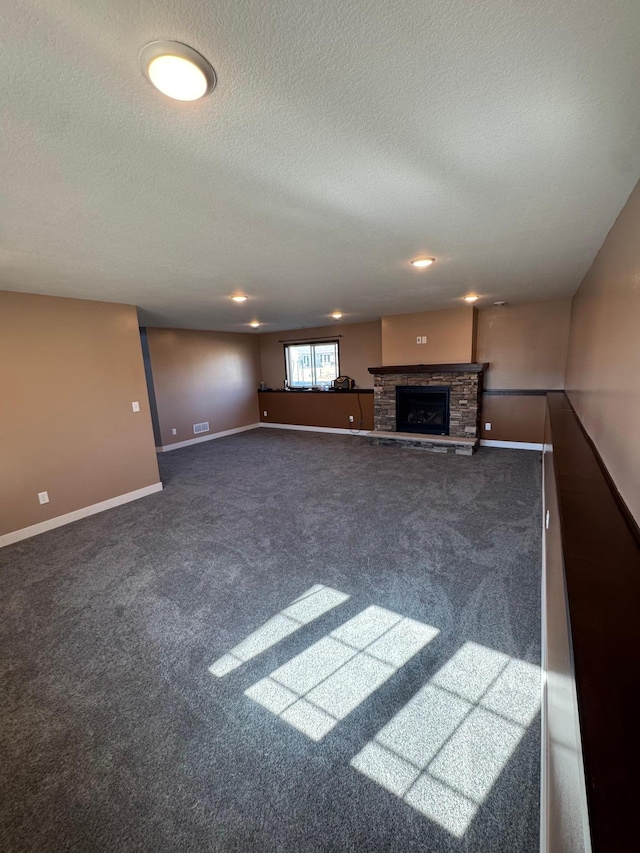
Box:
(245, 606, 439, 740)
(350, 642, 541, 837)
(208, 584, 349, 676)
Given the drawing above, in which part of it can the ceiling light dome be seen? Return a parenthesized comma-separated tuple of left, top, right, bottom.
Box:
(411, 258, 435, 268)
(140, 41, 216, 101)
(331, 312, 343, 319)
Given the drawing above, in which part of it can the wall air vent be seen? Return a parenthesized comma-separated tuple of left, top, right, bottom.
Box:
(193, 422, 210, 435)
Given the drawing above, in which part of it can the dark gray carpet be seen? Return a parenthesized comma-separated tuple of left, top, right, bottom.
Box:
(0, 430, 541, 852)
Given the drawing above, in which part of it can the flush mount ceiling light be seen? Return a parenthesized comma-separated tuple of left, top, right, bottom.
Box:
(231, 295, 248, 303)
(249, 321, 260, 328)
(410, 258, 435, 268)
(494, 300, 508, 306)
(331, 312, 343, 319)
(140, 41, 216, 101)
(464, 295, 479, 303)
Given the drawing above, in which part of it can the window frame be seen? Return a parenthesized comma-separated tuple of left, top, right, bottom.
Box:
(283, 339, 341, 388)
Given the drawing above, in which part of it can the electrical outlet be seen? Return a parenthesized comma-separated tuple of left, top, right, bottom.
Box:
(172, 428, 177, 436)
(263, 410, 268, 417)
(38, 491, 49, 505)
(349, 415, 354, 422)
(416, 336, 421, 345)
(485, 422, 491, 431)
(132, 401, 140, 412)
(421, 335, 427, 344)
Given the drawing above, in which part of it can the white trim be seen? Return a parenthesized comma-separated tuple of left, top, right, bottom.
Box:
(259, 422, 366, 436)
(0, 482, 163, 549)
(480, 439, 543, 451)
(158, 422, 261, 451)
(539, 442, 592, 853)
(259, 430, 544, 449)
(260, 426, 541, 446)
(540, 451, 549, 853)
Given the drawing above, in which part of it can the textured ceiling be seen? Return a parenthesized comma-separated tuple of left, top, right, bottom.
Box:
(1, 0, 640, 332)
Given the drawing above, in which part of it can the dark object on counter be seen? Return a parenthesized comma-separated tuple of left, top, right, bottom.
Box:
(333, 376, 356, 390)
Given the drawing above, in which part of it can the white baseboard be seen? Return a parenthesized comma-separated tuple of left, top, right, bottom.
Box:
(480, 439, 544, 451)
(260, 427, 542, 446)
(158, 422, 261, 451)
(259, 422, 366, 436)
(540, 453, 549, 853)
(0, 482, 163, 549)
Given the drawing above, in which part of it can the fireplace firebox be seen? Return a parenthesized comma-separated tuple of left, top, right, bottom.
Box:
(396, 386, 450, 435)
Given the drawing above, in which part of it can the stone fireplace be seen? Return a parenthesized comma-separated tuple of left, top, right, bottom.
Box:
(367, 363, 487, 454)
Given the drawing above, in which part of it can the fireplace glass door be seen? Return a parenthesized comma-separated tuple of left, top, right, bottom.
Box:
(396, 386, 450, 435)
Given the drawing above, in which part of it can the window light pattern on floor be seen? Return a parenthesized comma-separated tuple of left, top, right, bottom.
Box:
(208, 584, 349, 677)
(350, 641, 541, 837)
(245, 605, 439, 741)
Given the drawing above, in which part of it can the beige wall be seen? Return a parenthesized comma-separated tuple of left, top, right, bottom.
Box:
(258, 320, 381, 390)
(475, 299, 572, 445)
(0, 292, 160, 538)
(146, 328, 261, 447)
(565, 179, 640, 523)
(477, 300, 572, 390)
(381, 306, 476, 366)
(258, 303, 573, 442)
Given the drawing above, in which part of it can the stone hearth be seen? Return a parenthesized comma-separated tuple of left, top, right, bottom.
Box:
(367, 363, 487, 454)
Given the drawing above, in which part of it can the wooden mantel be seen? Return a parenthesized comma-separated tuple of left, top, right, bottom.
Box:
(368, 363, 488, 374)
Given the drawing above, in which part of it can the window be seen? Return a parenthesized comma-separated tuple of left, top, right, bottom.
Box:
(285, 341, 339, 387)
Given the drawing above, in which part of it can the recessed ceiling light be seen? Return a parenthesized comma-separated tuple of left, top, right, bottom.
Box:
(331, 312, 343, 319)
(410, 258, 435, 268)
(140, 41, 216, 101)
(249, 321, 260, 328)
(464, 295, 479, 303)
(231, 295, 248, 303)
